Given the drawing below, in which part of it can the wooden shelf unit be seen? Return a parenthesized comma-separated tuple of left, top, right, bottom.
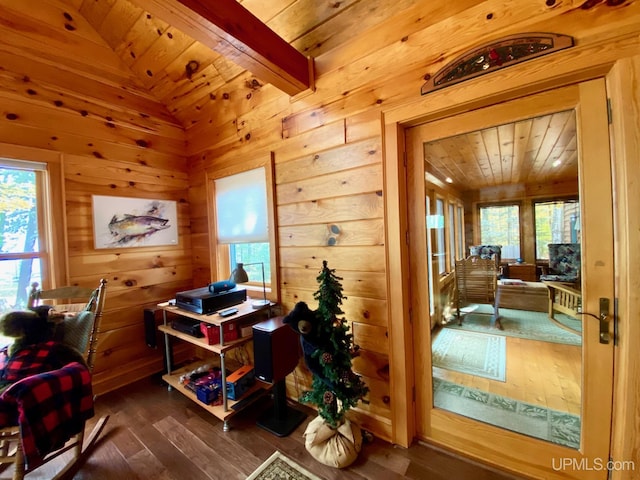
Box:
(160, 360, 266, 422)
(158, 299, 272, 431)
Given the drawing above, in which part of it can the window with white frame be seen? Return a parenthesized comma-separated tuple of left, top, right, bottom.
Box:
(212, 164, 276, 298)
(0, 159, 49, 313)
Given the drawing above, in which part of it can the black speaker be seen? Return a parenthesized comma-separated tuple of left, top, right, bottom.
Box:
(144, 308, 161, 348)
(252, 316, 306, 437)
(252, 316, 300, 383)
(144, 308, 173, 373)
(208, 280, 236, 293)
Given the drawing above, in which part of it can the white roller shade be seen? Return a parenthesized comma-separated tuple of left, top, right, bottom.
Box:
(215, 167, 268, 244)
(0, 158, 47, 171)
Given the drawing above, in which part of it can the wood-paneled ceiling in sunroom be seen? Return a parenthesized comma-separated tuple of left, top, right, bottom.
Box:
(423, 110, 578, 192)
(68, 0, 578, 190)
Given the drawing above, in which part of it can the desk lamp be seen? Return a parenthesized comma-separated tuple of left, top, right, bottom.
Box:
(230, 262, 270, 310)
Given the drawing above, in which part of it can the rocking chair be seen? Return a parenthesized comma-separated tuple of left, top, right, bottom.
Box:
(455, 256, 502, 329)
(0, 279, 109, 479)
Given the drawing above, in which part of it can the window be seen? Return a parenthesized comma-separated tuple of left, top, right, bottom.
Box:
(434, 198, 446, 275)
(209, 159, 278, 301)
(0, 160, 49, 313)
(448, 203, 455, 269)
(534, 199, 580, 259)
(456, 205, 464, 260)
(425, 196, 434, 315)
(479, 204, 521, 259)
(229, 242, 271, 287)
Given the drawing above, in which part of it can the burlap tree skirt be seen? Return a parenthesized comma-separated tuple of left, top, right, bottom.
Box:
(303, 416, 362, 468)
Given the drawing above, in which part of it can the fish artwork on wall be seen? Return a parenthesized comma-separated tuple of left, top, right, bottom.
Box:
(92, 195, 178, 249)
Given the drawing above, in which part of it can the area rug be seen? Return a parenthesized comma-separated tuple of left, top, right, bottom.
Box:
(433, 378, 581, 449)
(247, 451, 323, 480)
(432, 329, 506, 381)
(449, 305, 582, 346)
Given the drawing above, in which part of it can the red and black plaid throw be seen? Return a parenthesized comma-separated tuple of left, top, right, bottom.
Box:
(0, 361, 94, 469)
(0, 341, 73, 385)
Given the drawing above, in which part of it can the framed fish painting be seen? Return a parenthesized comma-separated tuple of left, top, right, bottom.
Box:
(92, 195, 178, 249)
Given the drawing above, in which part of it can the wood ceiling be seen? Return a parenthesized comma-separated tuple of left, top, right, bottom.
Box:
(423, 110, 578, 192)
(65, 0, 579, 191)
(68, 0, 397, 126)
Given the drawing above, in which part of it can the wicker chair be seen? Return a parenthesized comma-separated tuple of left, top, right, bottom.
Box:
(0, 279, 109, 480)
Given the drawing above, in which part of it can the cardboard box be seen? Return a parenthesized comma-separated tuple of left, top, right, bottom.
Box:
(226, 365, 255, 400)
(200, 322, 238, 344)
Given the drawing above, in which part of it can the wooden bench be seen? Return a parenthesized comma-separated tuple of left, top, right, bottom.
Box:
(542, 280, 582, 320)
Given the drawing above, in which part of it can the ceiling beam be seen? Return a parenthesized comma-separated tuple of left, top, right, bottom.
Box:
(132, 0, 314, 96)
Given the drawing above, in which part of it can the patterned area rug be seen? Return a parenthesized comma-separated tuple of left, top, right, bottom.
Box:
(433, 378, 581, 449)
(247, 451, 323, 480)
(449, 305, 582, 345)
(432, 329, 506, 381)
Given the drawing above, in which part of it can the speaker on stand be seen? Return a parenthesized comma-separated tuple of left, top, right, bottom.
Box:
(252, 316, 306, 436)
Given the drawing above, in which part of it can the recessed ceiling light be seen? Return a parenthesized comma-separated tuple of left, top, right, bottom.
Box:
(552, 160, 561, 167)
(445, 177, 453, 183)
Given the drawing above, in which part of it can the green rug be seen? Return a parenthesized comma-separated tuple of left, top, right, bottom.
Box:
(451, 305, 582, 346)
(433, 378, 581, 449)
(247, 451, 322, 480)
(432, 329, 506, 381)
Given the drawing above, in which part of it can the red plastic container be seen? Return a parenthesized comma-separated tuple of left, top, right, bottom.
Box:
(200, 322, 238, 345)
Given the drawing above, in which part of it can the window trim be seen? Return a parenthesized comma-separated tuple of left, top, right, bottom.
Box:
(205, 152, 279, 304)
(0, 148, 65, 292)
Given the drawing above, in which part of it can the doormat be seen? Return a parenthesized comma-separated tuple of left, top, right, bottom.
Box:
(433, 378, 581, 449)
(450, 305, 582, 345)
(247, 451, 323, 480)
(432, 329, 506, 381)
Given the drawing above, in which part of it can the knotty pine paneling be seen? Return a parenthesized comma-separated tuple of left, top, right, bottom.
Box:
(0, 2, 190, 396)
(286, 363, 391, 440)
(280, 287, 388, 328)
(278, 245, 385, 272)
(352, 350, 390, 383)
(277, 192, 384, 226)
(281, 268, 387, 300)
(186, 67, 392, 428)
(184, 71, 284, 143)
(276, 164, 382, 205)
(4, 0, 638, 456)
(274, 137, 382, 184)
(279, 219, 385, 247)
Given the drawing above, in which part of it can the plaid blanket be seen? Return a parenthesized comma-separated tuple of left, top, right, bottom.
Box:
(0, 341, 71, 384)
(0, 362, 94, 469)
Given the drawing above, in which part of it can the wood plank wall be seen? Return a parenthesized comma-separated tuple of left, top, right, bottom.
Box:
(184, 0, 640, 446)
(1, 0, 640, 459)
(0, 0, 191, 394)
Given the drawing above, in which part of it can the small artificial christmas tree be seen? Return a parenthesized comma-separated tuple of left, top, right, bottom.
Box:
(300, 260, 369, 428)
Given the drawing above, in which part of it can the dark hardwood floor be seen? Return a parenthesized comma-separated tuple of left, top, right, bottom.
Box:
(21, 374, 530, 480)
